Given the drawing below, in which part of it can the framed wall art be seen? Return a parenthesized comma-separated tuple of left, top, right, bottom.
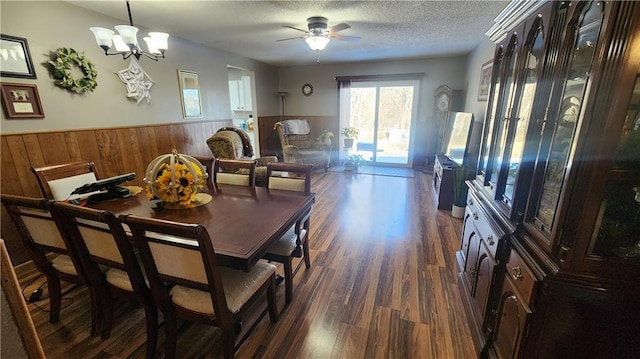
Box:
(177, 70, 203, 119)
(1, 82, 45, 119)
(0, 34, 37, 79)
(477, 60, 493, 101)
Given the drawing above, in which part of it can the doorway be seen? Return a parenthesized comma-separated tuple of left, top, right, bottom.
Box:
(341, 79, 419, 167)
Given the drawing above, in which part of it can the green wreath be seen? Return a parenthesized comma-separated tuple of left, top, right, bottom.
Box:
(48, 48, 98, 94)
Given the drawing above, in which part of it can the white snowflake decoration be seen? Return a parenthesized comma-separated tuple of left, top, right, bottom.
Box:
(116, 59, 154, 104)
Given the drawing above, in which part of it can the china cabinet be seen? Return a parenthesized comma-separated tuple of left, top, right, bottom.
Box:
(457, 1, 640, 357)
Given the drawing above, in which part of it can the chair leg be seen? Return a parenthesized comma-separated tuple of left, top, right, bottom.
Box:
(283, 259, 293, 304)
(45, 274, 61, 323)
(89, 290, 100, 337)
(164, 310, 178, 359)
(221, 321, 236, 359)
(99, 288, 114, 340)
(267, 275, 278, 323)
(303, 240, 311, 269)
(144, 305, 158, 359)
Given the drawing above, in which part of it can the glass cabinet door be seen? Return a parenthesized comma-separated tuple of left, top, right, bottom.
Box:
(479, 48, 504, 184)
(592, 75, 640, 260)
(489, 35, 519, 195)
(526, 1, 605, 243)
(501, 18, 546, 210)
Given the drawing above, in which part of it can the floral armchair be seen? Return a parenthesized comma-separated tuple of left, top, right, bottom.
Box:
(274, 120, 330, 171)
(206, 127, 277, 186)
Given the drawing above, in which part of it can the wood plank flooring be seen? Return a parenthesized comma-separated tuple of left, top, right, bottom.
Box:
(14, 170, 475, 358)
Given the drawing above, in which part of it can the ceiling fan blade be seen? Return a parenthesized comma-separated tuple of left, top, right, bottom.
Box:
(283, 25, 309, 33)
(277, 36, 307, 42)
(330, 34, 361, 42)
(328, 23, 351, 33)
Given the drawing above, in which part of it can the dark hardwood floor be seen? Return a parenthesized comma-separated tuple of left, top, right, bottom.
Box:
(15, 170, 475, 358)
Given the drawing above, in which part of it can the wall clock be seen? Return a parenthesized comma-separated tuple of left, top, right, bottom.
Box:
(302, 83, 313, 96)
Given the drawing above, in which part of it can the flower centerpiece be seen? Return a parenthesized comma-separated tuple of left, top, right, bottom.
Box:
(317, 130, 335, 146)
(144, 150, 210, 208)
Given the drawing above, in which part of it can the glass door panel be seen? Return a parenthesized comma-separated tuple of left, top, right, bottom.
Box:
(591, 75, 640, 260)
(533, 1, 603, 233)
(347, 80, 418, 167)
(489, 36, 519, 194)
(503, 25, 545, 206)
(480, 50, 503, 183)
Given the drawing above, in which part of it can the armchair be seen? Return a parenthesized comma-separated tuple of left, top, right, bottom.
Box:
(274, 120, 330, 171)
(206, 127, 276, 187)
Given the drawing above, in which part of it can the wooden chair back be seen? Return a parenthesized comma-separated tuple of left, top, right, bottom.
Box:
(266, 162, 312, 193)
(213, 159, 256, 187)
(31, 160, 99, 200)
(0, 194, 97, 331)
(193, 156, 214, 189)
(49, 201, 149, 301)
(121, 215, 230, 318)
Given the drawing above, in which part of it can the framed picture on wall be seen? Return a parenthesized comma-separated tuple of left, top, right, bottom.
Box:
(177, 70, 203, 119)
(477, 60, 493, 101)
(1, 82, 44, 119)
(0, 34, 37, 79)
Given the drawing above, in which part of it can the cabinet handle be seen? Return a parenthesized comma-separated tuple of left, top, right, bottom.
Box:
(486, 235, 495, 246)
(473, 213, 479, 220)
(511, 266, 523, 281)
(468, 199, 474, 206)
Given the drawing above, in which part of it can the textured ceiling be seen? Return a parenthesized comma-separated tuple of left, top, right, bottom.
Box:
(68, 0, 509, 67)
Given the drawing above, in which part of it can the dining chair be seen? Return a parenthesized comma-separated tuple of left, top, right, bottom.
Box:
(121, 214, 278, 359)
(193, 155, 214, 190)
(213, 158, 257, 187)
(31, 160, 99, 200)
(0, 194, 101, 336)
(263, 162, 313, 304)
(49, 202, 158, 357)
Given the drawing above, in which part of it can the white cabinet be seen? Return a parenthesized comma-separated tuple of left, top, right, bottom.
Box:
(228, 75, 252, 111)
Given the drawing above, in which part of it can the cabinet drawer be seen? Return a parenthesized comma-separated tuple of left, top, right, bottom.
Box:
(505, 248, 537, 304)
(467, 194, 499, 259)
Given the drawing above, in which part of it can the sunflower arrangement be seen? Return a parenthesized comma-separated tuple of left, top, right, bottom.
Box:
(144, 151, 208, 206)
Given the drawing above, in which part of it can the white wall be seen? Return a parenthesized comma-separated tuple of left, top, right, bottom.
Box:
(0, 1, 280, 134)
(278, 56, 468, 124)
(463, 37, 496, 124)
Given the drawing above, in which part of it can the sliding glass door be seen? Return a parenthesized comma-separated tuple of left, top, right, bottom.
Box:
(342, 79, 419, 167)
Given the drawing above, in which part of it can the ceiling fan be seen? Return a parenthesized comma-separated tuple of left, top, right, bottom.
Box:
(278, 16, 360, 51)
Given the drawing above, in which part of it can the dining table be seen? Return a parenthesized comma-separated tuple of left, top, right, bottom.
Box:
(87, 184, 315, 272)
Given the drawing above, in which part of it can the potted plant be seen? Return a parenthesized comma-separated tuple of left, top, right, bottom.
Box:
(344, 154, 365, 171)
(341, 127, 359, 149)
(452, 167, 470, 218)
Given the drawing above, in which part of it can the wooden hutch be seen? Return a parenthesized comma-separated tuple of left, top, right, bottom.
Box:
(456, 1, 640, 358)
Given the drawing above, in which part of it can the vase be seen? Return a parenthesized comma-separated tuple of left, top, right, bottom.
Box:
(451, 205, 465, 219)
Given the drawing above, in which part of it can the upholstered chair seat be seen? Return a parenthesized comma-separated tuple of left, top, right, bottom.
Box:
(170, 262, 276, 315)
(50, 255, 78, 275)
(265, 227, 307, 257)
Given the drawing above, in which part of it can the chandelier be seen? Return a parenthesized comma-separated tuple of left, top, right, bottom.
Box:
(89, 0, 169, 61)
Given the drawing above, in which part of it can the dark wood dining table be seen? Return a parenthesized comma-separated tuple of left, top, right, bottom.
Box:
(88, 184, 315, 272)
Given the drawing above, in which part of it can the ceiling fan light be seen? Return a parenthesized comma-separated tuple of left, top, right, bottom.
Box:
(90, 27, 115, 48)
(306, 36, 330, 51)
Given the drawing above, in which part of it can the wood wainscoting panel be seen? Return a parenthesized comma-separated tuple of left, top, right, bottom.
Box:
(0, 119, 231, 264)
